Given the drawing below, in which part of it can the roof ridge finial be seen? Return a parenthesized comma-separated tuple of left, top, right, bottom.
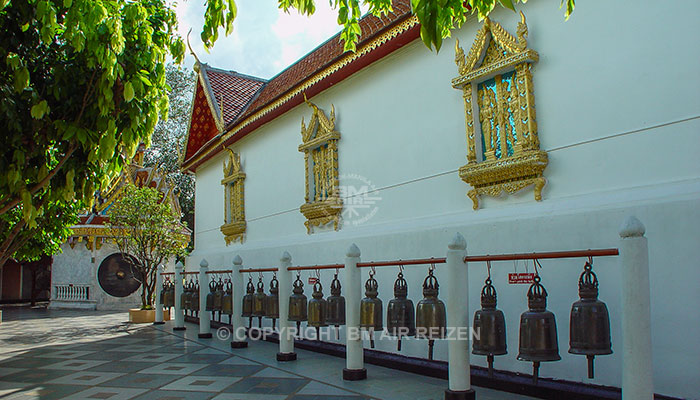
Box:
(187, 29, 202, 71)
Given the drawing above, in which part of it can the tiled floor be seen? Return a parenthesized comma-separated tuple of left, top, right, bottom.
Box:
(0, 308, 537, 400)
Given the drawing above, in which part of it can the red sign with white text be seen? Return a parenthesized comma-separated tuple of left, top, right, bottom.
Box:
(308, 277, 319, 285)
(508, 273, 535, 284)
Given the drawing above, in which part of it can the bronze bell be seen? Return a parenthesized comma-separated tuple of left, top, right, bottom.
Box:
(518, 274, 561, 384)
(387, 270, 415, 351)
(222, 279, 233, 322)
(181, 280, 191, 312)
(416, 268, 446, 360)
(288, 273, 308, 334)
(214, 279, 225, 322)
(191, 281, 200, 315)
(253, 277, 267, 328)
(360, 270, 382, 348)
(569, 261, 612, 379)
(205, 280, 216, 312)
(167, 282, 175, 308)
(326, 273, 345, 340)
(473, 276, 507, 378)
(307, 280, 328, 340)
(242, 277, 255, 328)
(266, 275, 279, 330)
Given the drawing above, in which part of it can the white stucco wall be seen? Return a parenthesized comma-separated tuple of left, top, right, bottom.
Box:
(188, 1, 700, 398)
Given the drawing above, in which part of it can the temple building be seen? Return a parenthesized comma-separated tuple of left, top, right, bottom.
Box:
(50, 147, 189, 310)
(181, 1, 699, 399)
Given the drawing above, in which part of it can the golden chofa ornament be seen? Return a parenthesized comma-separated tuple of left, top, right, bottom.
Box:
(288, 273, 308, 333)
(265, 274, 279, 330)
(253, 276, 267, 328)
(360, 269, 383, 348)
(387, 268, 415, 351)
(569, 260, 612, 379)
(242, 276, 255, 328)
(472, 265, 507, 378)
(518, 268, 560, 384)
(326, 272, 346, 340)
(307, 279, 328, 340)
(415, 266, 446, 360)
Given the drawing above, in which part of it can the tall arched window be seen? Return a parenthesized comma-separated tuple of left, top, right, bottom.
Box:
(220, 149, 246, 244)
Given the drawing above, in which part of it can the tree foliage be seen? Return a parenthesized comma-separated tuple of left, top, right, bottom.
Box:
(107, 183, 186, 308)
(144, 65, 195, 242)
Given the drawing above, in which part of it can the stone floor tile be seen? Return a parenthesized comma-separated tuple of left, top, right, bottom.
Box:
(296, 380, 363, 396)
(0, 368, 75, 383)
(251, 367, 305, 379)
(210, 394, 288, 400)
(223, 377, 309, 395)
(39, 359, 109, 371)
(100, 373, 180, 389)
(69, 386, 148, 400)
(131, 389, 215, 400)
(159, 375, 242, 392)
(191, 363, 265, 377)
(105, 344, 165, 353)
(86, 361, 161, 374)
(288, 396, 370, 400)
(121, 352, 181, 363)
(218, 356, 263, 366)
(0, 381, 32, 397)
(47, 371, 125, 386)
(0, 357, 64, 369)
(0, 367, 23, 378)
(136, 362, 208, 375)
(169, 353, 230, 364)
(34, 349, 96, 359)
(0, 383, 85, 400)
(80, 351, 136, 361)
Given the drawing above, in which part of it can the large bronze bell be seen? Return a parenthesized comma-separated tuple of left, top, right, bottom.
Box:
(288, 273, 308, 333)
(387, 270, 415, 351)
(222, 279, 233, 323)
(473, 276, 507, 378)
(253, 277, 267, 328)
(242, 277, 255, 328)
(181, 280, 192, 312)
(191, 280, 200, 315)
(518, 274, 560, 384)
(416, 268, 446, 360)
(360, 270, 382, 348)
(326, 273, 345, 340)
(213, 278, 224, 321)
(307, 280, 328, 340)
(163, 281, 174, 309)
(266, 275, 279, 330)
(205, 280, 216, 312)
(569, 261, 612, 379)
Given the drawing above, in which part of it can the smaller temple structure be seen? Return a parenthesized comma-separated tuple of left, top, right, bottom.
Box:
(50, 146, 190, 310)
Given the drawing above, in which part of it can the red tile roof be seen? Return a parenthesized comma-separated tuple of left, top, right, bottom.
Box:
(202, 67, 267, 126)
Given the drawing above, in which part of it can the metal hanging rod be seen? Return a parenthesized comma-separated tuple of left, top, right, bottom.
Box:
(160, 272, 175, 275)
(357, 257, 446, 268)
(181, 271, 199, 275)
(464, 248, 619, 263)
(205, 269, 232, 274)
(239, 267, 279, 273)
(288, 263, 344, 271)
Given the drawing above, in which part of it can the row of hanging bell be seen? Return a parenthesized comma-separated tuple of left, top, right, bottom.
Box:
(205, 278, 225, 321)
(161, 280, 175, 308)
(288, 272, 346, 340)
(181, 280, 200, 315)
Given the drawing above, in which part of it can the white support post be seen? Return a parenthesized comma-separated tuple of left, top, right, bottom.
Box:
(277, 251, 297, 361)
(343, 243, 366, 380)
(620, 216, 654, 400)
(445, 233, 475, 400)
(231, 255, 248, 348)
(198, 259, 212, 338)
(173, 262, 186, 331)
(154, 265, 164, 325)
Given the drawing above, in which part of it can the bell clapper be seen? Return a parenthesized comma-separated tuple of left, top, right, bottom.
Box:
(369, 329, 375, 349)
(587, 354, 595, 379)
(533, 361, 540, 384)
(397, 335, 402, 351)
(487, 354, 495, 378)
(428, 339, 435, 360)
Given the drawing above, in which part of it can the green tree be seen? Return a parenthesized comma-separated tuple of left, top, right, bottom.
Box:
(144, 65, 195, 242)
(107, 183, 186, 309)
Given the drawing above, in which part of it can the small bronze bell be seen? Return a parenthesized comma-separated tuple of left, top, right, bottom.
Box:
(416, 268, 446, 360)
(307, 280, 328, 340)
(518, 274, 560, 384)
(569, 261, 612, 379)
(242, 277, 255, 328)
(288, 273, 308, 334)
(191, 280, 200, 315)
(326, 273, 345, 340)
(253, 277, 267, 328)
(473, 276, 507, 378)
(206, 280, 216, 312)
(222, 279, 233, 323)
(266, 275, 279, 330)
(387, 270, 415, 351)
(360, 270, 382, 348)
(214, 279, 225, 322)
(181, 280, 192, 312)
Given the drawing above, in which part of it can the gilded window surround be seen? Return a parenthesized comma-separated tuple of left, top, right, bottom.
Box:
(220, 148, 246, 244)
(299, 98, 342, 234)
(452, 12, 548, 210)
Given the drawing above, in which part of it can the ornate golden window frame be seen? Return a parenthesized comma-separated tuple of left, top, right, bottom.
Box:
(452, 13, 548, 210)
(220, 148, 246, 244)
(298, 97, 342, 234)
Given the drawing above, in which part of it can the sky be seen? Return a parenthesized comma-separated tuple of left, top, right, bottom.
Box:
(174, 1, 350, 80)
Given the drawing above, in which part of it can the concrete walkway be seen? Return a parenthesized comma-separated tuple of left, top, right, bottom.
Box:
(0, 308, 536, 400)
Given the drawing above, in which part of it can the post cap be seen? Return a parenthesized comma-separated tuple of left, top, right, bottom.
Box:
(448, 232, 467, 250)
(281, 251, 292, 262)
(175, 261, 184, 270)
(200, 259, 209, 268)
(347, 243, 361, 258)
(619, 216, 646, 238)
(232, 255, 243, 265)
